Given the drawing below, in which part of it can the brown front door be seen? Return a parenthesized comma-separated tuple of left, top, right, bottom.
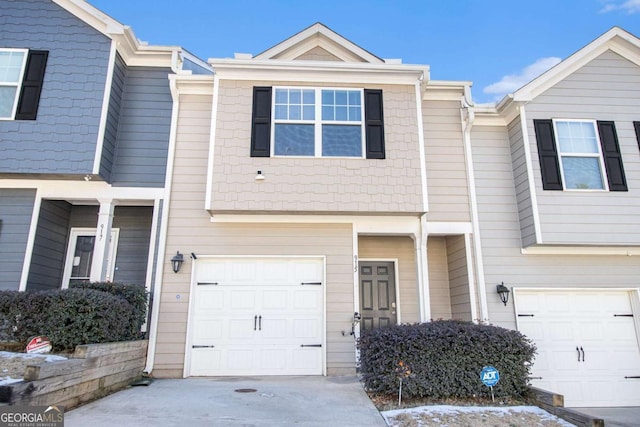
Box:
(359, 261, 397, 330)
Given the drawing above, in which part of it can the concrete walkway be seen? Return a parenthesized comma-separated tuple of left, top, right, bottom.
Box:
(65, 376, 387, 427)
(568, 407, 640, 427)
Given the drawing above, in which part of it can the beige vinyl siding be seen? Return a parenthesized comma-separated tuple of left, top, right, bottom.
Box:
(508, 117, 536, 247)
(426, 237, 452, 320)
(446, 235, 472, 321)
(358, 236, 419, 324)
(423, 99, 471, 222)
(525, 50, 640, 245)
(295, 47, 342, 61)
(471, 125, 640, 329)
(210, 80, 423, 214)
(154, 94, 357, 377)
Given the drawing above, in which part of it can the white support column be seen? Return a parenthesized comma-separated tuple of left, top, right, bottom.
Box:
(415, 215, 431, 322)
(90, 199, 115, 281)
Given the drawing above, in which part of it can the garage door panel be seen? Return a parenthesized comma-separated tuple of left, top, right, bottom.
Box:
(190, 257, 324, 376)
(516, 290, 640, 407)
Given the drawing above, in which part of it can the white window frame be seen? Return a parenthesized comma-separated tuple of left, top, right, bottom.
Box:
(271, 86, 365, 158)
(0, 48, 28, 121)
(61, 227, 120, 289)
(552, 119, 609, 192)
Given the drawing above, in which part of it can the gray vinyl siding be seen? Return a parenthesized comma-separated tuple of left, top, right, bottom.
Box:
(100, 53, 127, 181)
(508, 117, 536, 247)
(0, 189, 36, 290)
(423, 99, 471, 222)
(471, 125, 640, 329)
(446, 235, 472, 321)
(0, 0, 111, 175)
(112, 206, 153, 285)
(69, 205, 99, 228)
(26, 200, 71, 291)
(525, 50, 640, 245)
(110, 67, 172, 188)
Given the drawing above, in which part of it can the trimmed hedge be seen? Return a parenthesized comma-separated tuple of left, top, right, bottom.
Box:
(358, 320, 536, 399)
(0, 286, 146, 352)
(70, 281, 148, 328)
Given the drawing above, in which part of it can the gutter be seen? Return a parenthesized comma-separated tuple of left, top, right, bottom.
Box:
(460, 86, 489, 322)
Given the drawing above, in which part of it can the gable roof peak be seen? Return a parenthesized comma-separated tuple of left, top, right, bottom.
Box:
(254, 22, 385, 64)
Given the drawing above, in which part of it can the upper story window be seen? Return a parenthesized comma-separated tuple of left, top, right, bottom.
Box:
(250, 86, 385, 160)
(0, 49, 28, 119)
(554, 120, 606, 190)
(0, 49, 48, 121)
(273, 87, 364, 157)
(534, 119, 627, 192)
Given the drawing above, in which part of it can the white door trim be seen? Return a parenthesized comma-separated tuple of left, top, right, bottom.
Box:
(183, 255, 327, 378)
(61, 227, 119, 288)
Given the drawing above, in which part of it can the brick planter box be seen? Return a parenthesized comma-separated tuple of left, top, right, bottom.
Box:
(0, 340, 147, 409)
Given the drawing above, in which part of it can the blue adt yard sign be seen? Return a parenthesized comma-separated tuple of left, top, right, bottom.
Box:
(481, 366, 500, 387)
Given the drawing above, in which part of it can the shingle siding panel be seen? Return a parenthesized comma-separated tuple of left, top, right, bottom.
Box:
(0, 189, 36, 290)
(0, 0, 111, 175)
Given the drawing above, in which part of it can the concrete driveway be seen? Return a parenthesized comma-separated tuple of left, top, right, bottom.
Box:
(65, 376, 387, 427)
(569, 407, 640, 427)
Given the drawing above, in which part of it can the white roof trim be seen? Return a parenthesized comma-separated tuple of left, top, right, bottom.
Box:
(512, 27, 640, 102)
(254, 22, 384, 64)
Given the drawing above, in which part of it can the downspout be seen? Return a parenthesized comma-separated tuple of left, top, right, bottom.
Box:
(144, 75, 180, 374)
(460, 87, 489, 322)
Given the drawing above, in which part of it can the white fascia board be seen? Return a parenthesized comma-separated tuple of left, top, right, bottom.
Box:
(171, 74, 215, 95)
(209, 59, 427, 85)
(513, 28, 640, 102)
(211, 214, 422, 235)
(425, 222, 473, 235)
(423, 80, 469, 101)
(1, 179, 163, 201)
(521, 245, 640, 256)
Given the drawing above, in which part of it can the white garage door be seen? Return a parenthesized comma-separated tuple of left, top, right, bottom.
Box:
(188, 257, 324, 376)
(515, 290, 640, 407)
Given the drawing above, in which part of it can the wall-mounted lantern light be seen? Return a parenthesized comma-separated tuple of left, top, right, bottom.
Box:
(171, 251, 184, 273)
(496, 282, 510, 306)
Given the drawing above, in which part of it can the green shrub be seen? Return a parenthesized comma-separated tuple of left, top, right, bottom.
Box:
(0, 288, 142, 351)
(358, 320, 536, 399)
(70, 281, 148, 328)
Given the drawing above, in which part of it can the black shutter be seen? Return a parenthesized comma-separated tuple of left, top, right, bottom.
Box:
(364, 89, 385, 159)
(597, 121, 627, 191)
(250, 86, 272, 157)
(15, 50, 48, 120)
(634, 121, 640, 152)
(533, 119, 563, 190)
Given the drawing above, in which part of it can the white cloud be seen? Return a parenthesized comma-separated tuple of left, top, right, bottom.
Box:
(482, 57, 562, 100)
(599, 0, 640, 14)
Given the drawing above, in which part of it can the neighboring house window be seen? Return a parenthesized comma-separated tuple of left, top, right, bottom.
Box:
(251, 86, 385, 159)
(533, 119, 627, 192)
(0, 49, 48, 120)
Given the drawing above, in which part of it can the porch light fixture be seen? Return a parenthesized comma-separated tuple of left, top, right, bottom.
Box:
(171, 251, 184, 273)
(496, 282, 510, 306)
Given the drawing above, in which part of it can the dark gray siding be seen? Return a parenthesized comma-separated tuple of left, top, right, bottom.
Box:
(110, 67, 172, 187)
(0, 189, 36, 290)
(112, 206, 152, 285)
(26, 200, 71, 291)
(100, 53, 127, 181)
(0, 0, 111, 175)
(69, 205, 99, 228)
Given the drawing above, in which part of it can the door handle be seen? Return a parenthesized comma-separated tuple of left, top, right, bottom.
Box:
(258, 315, 262, 331)
(576, 346, 580, 362)
(580, 346, 585, 362)
(254, 315, 257, 331)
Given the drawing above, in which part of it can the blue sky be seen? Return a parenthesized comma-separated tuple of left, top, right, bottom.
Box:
(90, 0, 640, 103)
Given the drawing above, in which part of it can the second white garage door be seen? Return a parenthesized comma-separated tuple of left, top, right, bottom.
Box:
(515, 289, 640, 407)
(188, 257, 324, 376)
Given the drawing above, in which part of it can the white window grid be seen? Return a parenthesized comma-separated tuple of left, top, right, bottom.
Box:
(552, 118, 608, 191)
(0, 48, 28, 120)
(271, 86, 365, 158)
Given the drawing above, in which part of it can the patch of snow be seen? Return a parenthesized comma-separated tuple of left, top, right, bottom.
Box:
(382, 405, 575, 427)
(0, 376, 24, 386)
(0, 351, 67, 362)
